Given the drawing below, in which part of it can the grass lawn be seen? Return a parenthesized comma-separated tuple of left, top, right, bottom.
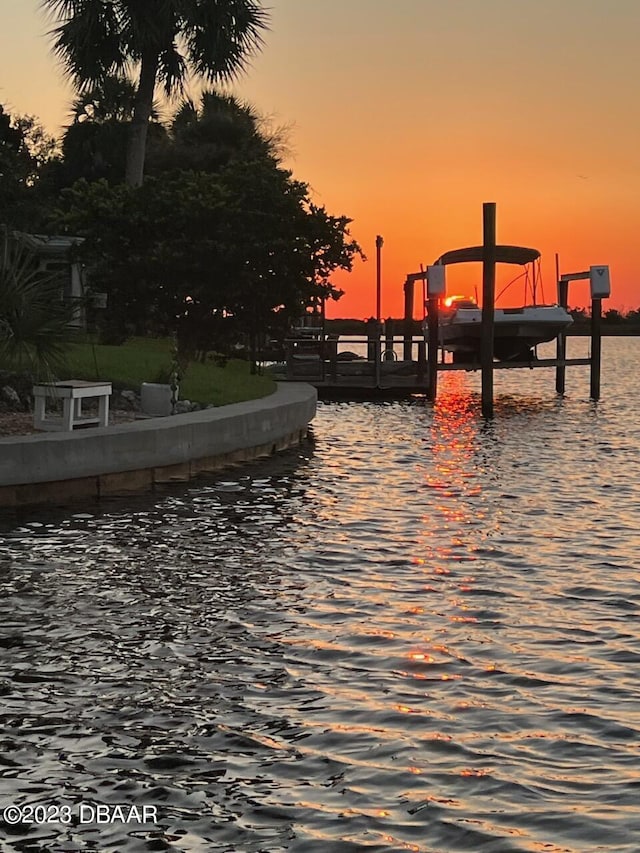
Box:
(63, 338, 276, 407)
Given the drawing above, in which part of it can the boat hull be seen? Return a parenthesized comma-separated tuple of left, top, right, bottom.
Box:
(437, 306, 573, 362)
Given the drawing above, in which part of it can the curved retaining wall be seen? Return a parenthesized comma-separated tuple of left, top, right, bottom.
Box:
(0, 383, 316, 508)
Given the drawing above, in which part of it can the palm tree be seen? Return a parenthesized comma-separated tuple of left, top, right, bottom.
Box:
(69, 74, 141, 124)
(0, 233, 75, 379)
(61, 74, 165, 185)
(151, 88, 276, 173)
(173, 89, 286, 159)
(42, 0, 269, 187)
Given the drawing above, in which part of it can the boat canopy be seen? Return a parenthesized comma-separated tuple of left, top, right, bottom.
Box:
(434, 245, 540, 266)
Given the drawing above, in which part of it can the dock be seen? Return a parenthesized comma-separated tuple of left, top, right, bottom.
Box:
(270, 340, 594, 400)
(272, 203, 610, 413)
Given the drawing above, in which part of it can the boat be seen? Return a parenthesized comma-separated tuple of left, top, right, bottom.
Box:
(287, 298, 327, 359)
(426, 245, 573, 362)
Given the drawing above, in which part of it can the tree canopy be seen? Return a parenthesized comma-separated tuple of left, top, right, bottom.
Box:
(42, 0, 269, 185)
(149, 89, 277, 176)
(59, 75, 167, 186)
(53, 161, 361, 355)
(0, 105, 59, 230)
(5, 1, 363, 366)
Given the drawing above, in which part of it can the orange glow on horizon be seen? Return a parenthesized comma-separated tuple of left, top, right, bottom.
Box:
(2, 3, 637, 319)
(327, 214, 637, 318)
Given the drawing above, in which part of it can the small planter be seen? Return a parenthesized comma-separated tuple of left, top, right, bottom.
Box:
(140, 382, 176, 417)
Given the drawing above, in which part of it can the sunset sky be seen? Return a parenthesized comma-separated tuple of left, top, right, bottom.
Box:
(1, 0, 639, 317)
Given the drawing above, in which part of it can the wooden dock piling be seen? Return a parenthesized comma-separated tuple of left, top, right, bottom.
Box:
(480, 202, 497, 418)
(417, 340, 427, 384)
(403, 278, 414, 360)
(426, 295, 439, 401)
(384, 319, 395, 360)
(555, 266, 606, 402)
(590, 297, 602, 401)
(555, 273, 569, 394)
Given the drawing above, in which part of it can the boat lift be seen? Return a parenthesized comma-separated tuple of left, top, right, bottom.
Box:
(420, 202, 610, 417)
(277, 203, 610, 414)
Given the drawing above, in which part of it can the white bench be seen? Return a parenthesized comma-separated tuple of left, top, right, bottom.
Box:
(33, 380, 112, 431)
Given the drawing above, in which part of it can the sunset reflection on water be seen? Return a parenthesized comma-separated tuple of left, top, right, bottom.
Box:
(3, 341, 640, 851)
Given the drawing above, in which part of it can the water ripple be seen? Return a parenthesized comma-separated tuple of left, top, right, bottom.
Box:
(1, 339, 640, 852)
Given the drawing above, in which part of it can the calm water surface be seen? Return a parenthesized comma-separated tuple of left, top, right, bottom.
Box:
(1, 338, 640, 853)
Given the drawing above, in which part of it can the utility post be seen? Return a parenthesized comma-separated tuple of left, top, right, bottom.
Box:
(375, 235, 384, 322)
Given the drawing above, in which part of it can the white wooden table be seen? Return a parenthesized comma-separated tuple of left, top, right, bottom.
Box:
(33, 380, 112, 431)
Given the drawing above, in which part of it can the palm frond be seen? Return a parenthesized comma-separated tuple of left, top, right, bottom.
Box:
(157, 42, 188, 95)
(0, 237, 75, 380)
(171, 96, 199, 130)
(183, 0, 269, 83)
(42, 0, 126, 87)
(42, 0, 270, 184)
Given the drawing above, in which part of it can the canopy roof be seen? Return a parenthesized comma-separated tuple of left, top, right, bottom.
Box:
(434, 245, 540, 266)
(12, 231, 84, 257)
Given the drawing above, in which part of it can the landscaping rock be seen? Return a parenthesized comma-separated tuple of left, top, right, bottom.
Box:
(1, 385, 22, 409)
(119, 390, 140, 410)
(174, 400, 192, 414)
(0, 372, 33, 411)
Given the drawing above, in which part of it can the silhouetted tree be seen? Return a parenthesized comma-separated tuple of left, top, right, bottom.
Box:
(53, 163, 361, 352)
(0, 105, 59, 229)
(149, 88, 276, 175)
(60, 75, 166, 186)
(604, 308, 623, 324)
(42, 0, 269, 186)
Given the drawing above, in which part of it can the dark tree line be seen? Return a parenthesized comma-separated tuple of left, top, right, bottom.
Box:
(0, 89, 361, 358)
(41, 0, 269, 187)
(1, 1, 362, 365)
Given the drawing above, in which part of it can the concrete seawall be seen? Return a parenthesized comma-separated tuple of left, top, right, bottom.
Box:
(0, 383, 316, 508)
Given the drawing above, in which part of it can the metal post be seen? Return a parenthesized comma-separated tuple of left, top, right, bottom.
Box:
(481, 202, 497, 418)
(376, 235, 384, 322)
(590, 297, 602, 401)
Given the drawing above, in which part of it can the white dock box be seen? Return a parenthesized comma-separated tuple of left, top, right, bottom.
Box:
(426, 265, 446, 296)
(590, 266, 611, 298)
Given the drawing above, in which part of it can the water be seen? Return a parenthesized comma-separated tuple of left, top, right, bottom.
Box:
(1, 338, 639, 853)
